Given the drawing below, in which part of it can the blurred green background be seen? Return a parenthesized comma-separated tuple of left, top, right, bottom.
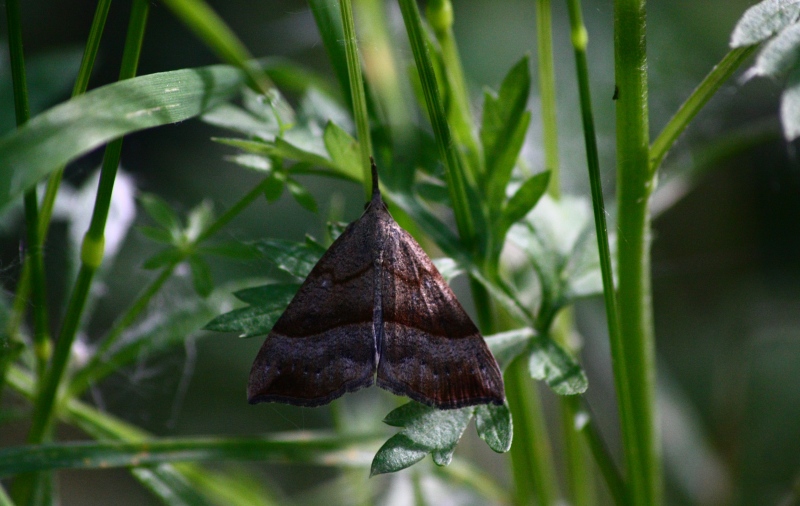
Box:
(2, 0, 799, 504)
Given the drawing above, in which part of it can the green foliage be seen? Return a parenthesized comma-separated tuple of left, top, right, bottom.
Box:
(371, 401, 512, 475)
(0, 65, 245, 211)
(732, 0, 800, 139)
(0, 0, 779, 502)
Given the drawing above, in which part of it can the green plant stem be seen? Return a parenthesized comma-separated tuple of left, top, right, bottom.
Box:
(506, 356, 560, 505)
(426, 0, 483, 179)
(649, 45, 757, 175)
(565, 0, 632, 503)
(572, 397, 627, 505)
(535, 0, 560, 197)
(338, 0, 373, 199)
(37, 0, 113, 243)
(6, 0, 51, 383)
(23, 0, 150, 451)
(397, 0, 477, 252)
(614, 0, 661, 504)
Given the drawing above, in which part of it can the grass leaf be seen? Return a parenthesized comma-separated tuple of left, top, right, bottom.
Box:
(0, 64, 244, 211)
(0, 432, 378, 477)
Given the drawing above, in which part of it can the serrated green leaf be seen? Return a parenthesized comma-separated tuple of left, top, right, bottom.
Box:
(286, 178, 318, 213)
(486, 327, 536, 371)
(251, 238, 325, 280)
(232, 283, 300, 306)
(481, 56, 531, 207)
(204, 303, 285, 338)
(370, 434, 429, 476)
(198, 241, 260, 260)
(781, 66, 800, 139)
(323, 121, 361, 181)
(224, 153, 273, 172)
(0, 64, 244, 211)
(730, 0, 800, 47)
(139, 193, 181, 232)
(143, 248, 184, 270)
(528, 337, 588, 395)
(381, 402, 472, 458)
(188, 256, 214, 297)
(475, 402, 513, 453)
(138, 225, 175, 245)
(750, 22, 800, 77)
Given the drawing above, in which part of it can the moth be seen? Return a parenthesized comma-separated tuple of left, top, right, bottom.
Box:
(248, 159, 504, 409)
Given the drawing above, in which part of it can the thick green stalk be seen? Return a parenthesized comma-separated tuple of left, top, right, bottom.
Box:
(426, 0, 483, 179)
(614, 0, 661, 504)
(565, 0, 632, 503)
(397, 0, 477, 251)
(338, 0, 373, 199)
(536, 0, 560, 196)
(38, 0, 113, 242)
(506, 356, 560, 506)
(24, 0, 150, 449)
(649, 45, 757, 175)
(5, 0, 51, 381)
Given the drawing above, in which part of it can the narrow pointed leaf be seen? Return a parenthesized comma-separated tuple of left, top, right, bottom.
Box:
(323, 121, 361, 181)
(138, 226, 175, 245)
(481, 56, 531, 206)
(263, 173, 284, 202)
(286, 178, 318, 213)
(139, 194, 181, 232)
(143, 248, 184, 270)
(370, 434, 429, 476)
(497, 170, 550, 249)
(0, 64, 244, 211)
(188, 256, 214, 297)
(205, 283, 300, 337)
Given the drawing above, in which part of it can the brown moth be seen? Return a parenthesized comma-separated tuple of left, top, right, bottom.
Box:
(248, 159, 504, 409)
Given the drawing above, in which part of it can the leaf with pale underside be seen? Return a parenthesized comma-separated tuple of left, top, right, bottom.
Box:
(730, 0, 800, 47)
(372, 400, 512, 475)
